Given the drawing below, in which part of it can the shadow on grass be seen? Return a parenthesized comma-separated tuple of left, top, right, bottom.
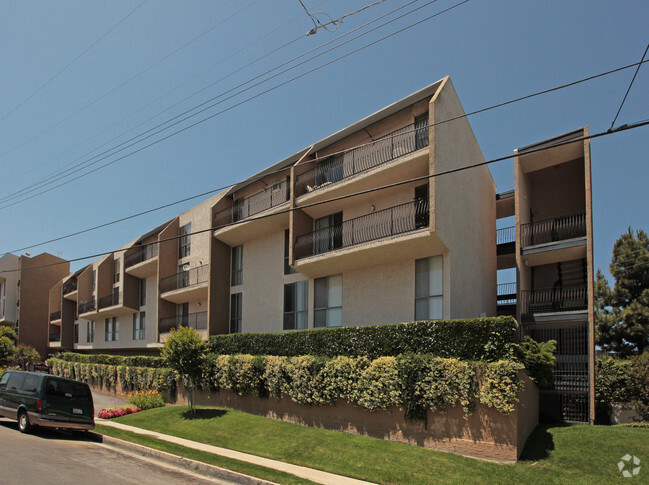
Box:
(519, 424, 558, 461)
(181, 408, 228, 420)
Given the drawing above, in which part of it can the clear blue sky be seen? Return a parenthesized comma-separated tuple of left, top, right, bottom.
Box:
(0, 0, 647, 283)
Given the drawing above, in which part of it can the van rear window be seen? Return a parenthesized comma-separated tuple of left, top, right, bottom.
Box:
(45, 378, 91, 400)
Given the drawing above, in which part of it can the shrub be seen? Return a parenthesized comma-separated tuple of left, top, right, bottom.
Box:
(208, 317, 518, 361)
(0, 326, 17, 345)
(0, 337, 15, 367)
(628, 351, 649, 421)
(478, 361, 525, 414)
(513, 337, 556, 388)
(415, 358, 477, 416)
(162, 326, 207, 412)
(59, 352, 165, 368)
(124, 389, 165, 410)
(13, 344, 40, 370)
(356, 356, 402, 411)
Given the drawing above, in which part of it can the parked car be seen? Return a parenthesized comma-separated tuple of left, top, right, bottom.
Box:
(0, 371, 94, 433)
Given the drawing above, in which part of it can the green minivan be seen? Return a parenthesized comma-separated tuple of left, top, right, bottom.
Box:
(0, 371, 95, 433)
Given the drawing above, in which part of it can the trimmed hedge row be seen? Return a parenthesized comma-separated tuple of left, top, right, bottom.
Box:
(47, 358, 177, 395)
(59, 352, 166, 368)
(208, 317, 518, 361)
(201, 353, 525, 418)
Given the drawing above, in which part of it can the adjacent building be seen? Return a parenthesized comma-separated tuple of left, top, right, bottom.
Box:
(0, 252, 69, 356)
(46, 76, 595, 423)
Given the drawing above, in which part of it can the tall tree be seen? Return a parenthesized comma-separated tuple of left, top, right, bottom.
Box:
(596, 228, 649, 355)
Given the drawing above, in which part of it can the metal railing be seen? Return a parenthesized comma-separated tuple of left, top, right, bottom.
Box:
(497, 282, 517, 300)
(160, 264, 210, 293)
(520, 212, 586, 248)
(125, 244, 159, 268)
(159, 311, 208, 335)
(497, 226, 515, 245)
(63, 279, 77, 294)
(520, 285, 588, 315)
(78, 299, 96, 314)
(49, 310, 61, 321)
(294, 199, 429, 260)
(98, 292, 121, 310)
(295, 121, 429, 198)
(213, 180, 290, 228)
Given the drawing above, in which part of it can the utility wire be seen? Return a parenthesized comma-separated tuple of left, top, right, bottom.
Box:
(609, 43, 649, 131)
(0, 1, 261, 165)
(2, 118, 647, 274)
(3, 56, 649, 254)
(0, 0, 148, 125)
(0, 0, 449, 208)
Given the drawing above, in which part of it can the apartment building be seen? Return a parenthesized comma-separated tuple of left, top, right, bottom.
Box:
(47, 76, 594, 422)
(0, 252, 69, 356)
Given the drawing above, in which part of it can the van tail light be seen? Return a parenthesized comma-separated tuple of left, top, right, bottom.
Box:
(37, 398, 43, 411)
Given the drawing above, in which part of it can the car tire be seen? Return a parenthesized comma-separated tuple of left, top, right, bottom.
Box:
(18, 410, 32, 434)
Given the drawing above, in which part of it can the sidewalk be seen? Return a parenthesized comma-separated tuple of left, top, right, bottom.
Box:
(96, 418, 374, 485)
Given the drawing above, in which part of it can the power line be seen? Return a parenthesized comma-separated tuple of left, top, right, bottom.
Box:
(609, 43, 649, 131)
(3, 56, 649, 254)
(2, 118, 647, 274)
(0, 0, 451, 208)
(0, 0, 148, 126)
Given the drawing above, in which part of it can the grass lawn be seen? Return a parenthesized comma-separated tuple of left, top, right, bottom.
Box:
(103, 406, 649, 485)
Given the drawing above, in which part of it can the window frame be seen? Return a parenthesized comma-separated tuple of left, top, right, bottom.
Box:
(314, 274, 343, 328)
(283, 280, 308, 330)
(231, 245, 243, 286)
(415, 256, 444, 321)
(230, 293, 242, 333)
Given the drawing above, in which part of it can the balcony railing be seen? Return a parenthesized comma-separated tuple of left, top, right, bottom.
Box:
(497, 283, 517, 304)
(520, 213, 586, 248)
(125, 244, 159, 268)
(294, 199, 429, 260)
(63, 279, 77, 294)
(159, 311, 208, 334)
(49, 310, 61, 321)
(78, 299, 96, 314)
(213, 180, 290, 228)
(520, 285, 588, 315)
(497, 226, 515, 245)
(160, 264, 209, 294)
(98, 292, 122, 310)
(295, 120, 429, 198)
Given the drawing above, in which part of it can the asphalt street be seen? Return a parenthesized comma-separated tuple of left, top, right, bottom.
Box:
(0, 418, 234, 485)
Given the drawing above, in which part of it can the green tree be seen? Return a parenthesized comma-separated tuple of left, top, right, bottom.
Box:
(13, 344, 41, 370)
(161, 326, 207, 413)
(596, 228, 649, 356)
(0, 336, 15, 367)
(0, 326, 17, 345)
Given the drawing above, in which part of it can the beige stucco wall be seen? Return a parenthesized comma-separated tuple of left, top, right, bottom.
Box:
(528, 158, 586, 220)
(430, 77, 496, 318)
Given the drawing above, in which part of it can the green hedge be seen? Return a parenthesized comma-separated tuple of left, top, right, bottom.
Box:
(46, 358, 177, 395)
(201, 353, 525, 418)
(596, 353, 649, 423)
(208, 317, 518, 361)
(59, 352, 166, 368)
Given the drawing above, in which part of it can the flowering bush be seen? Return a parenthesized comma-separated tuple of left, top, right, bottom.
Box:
(123, 389, 165, 410)
(97, 407, 142, 419)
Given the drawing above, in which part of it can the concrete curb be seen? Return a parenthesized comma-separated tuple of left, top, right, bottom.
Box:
(99, 434, 277, 485)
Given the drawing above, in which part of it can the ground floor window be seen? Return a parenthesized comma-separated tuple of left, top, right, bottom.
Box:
(415, 256, 443, 320)
(314, 274, 342, 327)
(86, 321, 95, 343)
(105, 317, 119, 341)
(284, 281, 308, 330)
(133, 311, 145, 340)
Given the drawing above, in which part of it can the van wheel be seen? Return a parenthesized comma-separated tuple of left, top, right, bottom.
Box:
(18, 410, 32, 434)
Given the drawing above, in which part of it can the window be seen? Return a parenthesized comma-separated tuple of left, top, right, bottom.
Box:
(178, 263, 190, 289)
(178, 223, 191, 258)
(86, 321, 95, 343)
(177, 303, 189, 326)
(230, 293, 242, 333)
(112, 286, 120, 305)
(315, 153, 344, 186)
(140, 278, 146, 307)
(232, 199, 244, 222)
(284, 230, 297, 275)
(284, 281, 308, 330)
(231, 245, 243, 286)
(91, 269, 96, 293)
(415, 256, 443, 320)
(314, 212, 343, 254)
(415, 113, 429, 150)
(414, 184, 429, 229)
(74, 323, 79, 344)
(113, 258, 120, 284)
(133, 311, 145, 340)
(105, 317, 119, 341)
(314, 274, 342, 327)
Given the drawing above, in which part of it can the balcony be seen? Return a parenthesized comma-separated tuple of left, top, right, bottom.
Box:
(158, 311, 207, 338)
(49, 333, 61, 343)
(497, 282, 517, 317)
(160, 265, 209, 304)
(213, 180, 290, 229)
(497, 225, 516, 270)
(98, 292, 121, 310)
(78, 299, 96, 315)
(295, 121, 429, 199)
(520, 285, 588, 322)
(521, 213, 586, 248)
(63, 279, 77, 294)
(49, 310, 61, 322)
(125, 244, 159, 278)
